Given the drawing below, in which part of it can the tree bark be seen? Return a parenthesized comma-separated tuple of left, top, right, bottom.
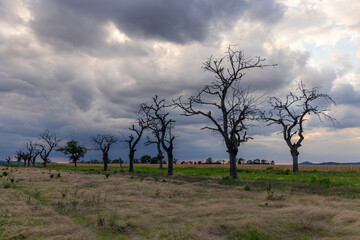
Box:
(43, 159, 47, 168)
(291, 148, 299, 173)
(103, 152, 108, 171)
(74, 161, 77, 168)
(229, 151, 238, 179)
(167, 151, 173, 176)
(129, 151, 134, 172)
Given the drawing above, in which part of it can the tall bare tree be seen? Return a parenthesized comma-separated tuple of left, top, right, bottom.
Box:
(262, 81, 336, 173)
(141, 96, 175, 175)
(126, 118, 147, 172)
(174, 46, 275, 179)
(39, 130, 60, 167)
(91, 134, 118, 171)
(25, 140, 40, 167)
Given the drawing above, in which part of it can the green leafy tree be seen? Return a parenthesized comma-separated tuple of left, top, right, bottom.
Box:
(140, 155, 152, 164)
(57, 140, 87, 167)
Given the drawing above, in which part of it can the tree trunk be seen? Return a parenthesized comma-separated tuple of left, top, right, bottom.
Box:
(129, 151, 134, 172)
(103, 152, 108, 171)
(23, 160, 26, 166)
(27, 160, 30, 167)
(74, 161, 77, 167)
(167, 151, 173, 176)
(291, 148, 299, 173)
(157, 142, 163, 169)
(43, 159, 47, 168)
(229, 151, 238, 179)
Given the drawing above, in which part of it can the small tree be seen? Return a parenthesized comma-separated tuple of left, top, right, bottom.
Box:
(39, 130, 60, 167)
(5, 156, 11, 165)
(205, 157, 213, 164)
(16, 149, 27, 166)
(140, 155, 152, 164)
(262, 81, 336, 173)
(174, 46, 275, 179)
(25, 140, 40, 167)
(57, 140, 87, 167)
(126, 118, 147, 172)
(91, 134, 118, 171)
(141, 96, 176, 175)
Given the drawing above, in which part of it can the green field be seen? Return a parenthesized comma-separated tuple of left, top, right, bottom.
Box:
(40, 164, 360, 198)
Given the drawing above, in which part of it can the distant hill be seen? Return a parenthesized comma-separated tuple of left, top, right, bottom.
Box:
(300, 161, 360, 165)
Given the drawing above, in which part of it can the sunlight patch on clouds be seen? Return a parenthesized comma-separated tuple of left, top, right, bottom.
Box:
(106, 22, 130, 44)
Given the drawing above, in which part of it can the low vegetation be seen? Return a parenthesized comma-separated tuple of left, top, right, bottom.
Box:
(1, 165, 360, 239)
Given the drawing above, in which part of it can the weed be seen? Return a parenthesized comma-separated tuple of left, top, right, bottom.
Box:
(105, 172, 110, 178)
(97, 216, 105, 227)
(49, 173, 54, 178)
(244, 184, 251, 191)
(2, 181, 11, 189)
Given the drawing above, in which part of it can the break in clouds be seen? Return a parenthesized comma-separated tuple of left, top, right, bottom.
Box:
(0, 0, 359, 163)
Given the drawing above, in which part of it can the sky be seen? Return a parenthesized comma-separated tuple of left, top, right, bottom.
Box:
(0, 0, 359, 164)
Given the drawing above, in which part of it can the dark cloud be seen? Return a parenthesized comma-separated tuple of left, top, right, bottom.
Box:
(30, 0, 285, 48)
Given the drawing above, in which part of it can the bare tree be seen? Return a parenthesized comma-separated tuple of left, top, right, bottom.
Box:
(91, 134, 118, 171)
(145, 130, 164, 169)
(126, 118, 147, 172)
(16, 149, 27, 166)
(140, 103, 165, 169)
(141, 96, 175, 175)
(174, 46, 275, 179)
(262, 81, 336, 173)
(25, 140, 40, 167)
(39, 130, 61, 167)
(5, 156, 11, 165)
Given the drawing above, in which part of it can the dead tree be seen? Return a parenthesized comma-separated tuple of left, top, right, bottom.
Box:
(39, 130, 60, 167)
(174, 46, 275, 179)
(91, 134, 118, 171)
(145, 130, 164, 169)
(25, 140, 40, 167)
(16, 149, 27, 166)
(5, 156, 11, 165)
(141, 96, 175, 175)
(126, 119, 147, 172)
(262, 81, 336, 173)
(140, 104, 165, 169)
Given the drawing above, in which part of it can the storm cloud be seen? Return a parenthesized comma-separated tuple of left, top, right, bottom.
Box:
(0, 0, 359, 163)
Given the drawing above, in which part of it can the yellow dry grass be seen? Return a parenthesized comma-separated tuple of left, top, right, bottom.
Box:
(1, 167, 360, 239)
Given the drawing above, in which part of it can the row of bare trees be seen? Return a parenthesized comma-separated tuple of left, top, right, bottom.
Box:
(173, 46, 336, 178)
(6, 46, 335, 179)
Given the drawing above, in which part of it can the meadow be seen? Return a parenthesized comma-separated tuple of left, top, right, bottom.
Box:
(1, 164, 360, 239)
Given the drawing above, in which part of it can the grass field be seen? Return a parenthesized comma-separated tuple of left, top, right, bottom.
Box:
(1, 164, 360, 239)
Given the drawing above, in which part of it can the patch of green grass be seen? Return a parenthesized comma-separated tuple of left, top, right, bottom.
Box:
(40, 164, 360, 197)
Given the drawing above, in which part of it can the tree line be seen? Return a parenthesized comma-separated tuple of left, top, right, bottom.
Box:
(4, 46, 336, 179)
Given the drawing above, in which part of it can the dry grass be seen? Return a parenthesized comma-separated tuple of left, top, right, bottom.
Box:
(1, 167, 360, 239)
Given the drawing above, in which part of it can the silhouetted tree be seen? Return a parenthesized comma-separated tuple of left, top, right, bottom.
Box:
(141, 96, 176, 175)
(57, 140, 87, 167)
(25, 140, 40, 166)
(5, 156, 11, 165)
(38, 130, 60, 167)
(174, 46, 275, 179)
(16, 149, 27, 166)
(126, 118, 147, 172)
(91, 134, 118, 171)
(262, 81, 336, 173)
(140, 154, 152, 164)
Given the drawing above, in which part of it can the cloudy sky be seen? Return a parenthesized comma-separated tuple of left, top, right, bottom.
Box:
(1, 0, 359, 164)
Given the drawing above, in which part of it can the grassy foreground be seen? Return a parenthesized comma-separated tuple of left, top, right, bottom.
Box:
(1, 165, 360, 239)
